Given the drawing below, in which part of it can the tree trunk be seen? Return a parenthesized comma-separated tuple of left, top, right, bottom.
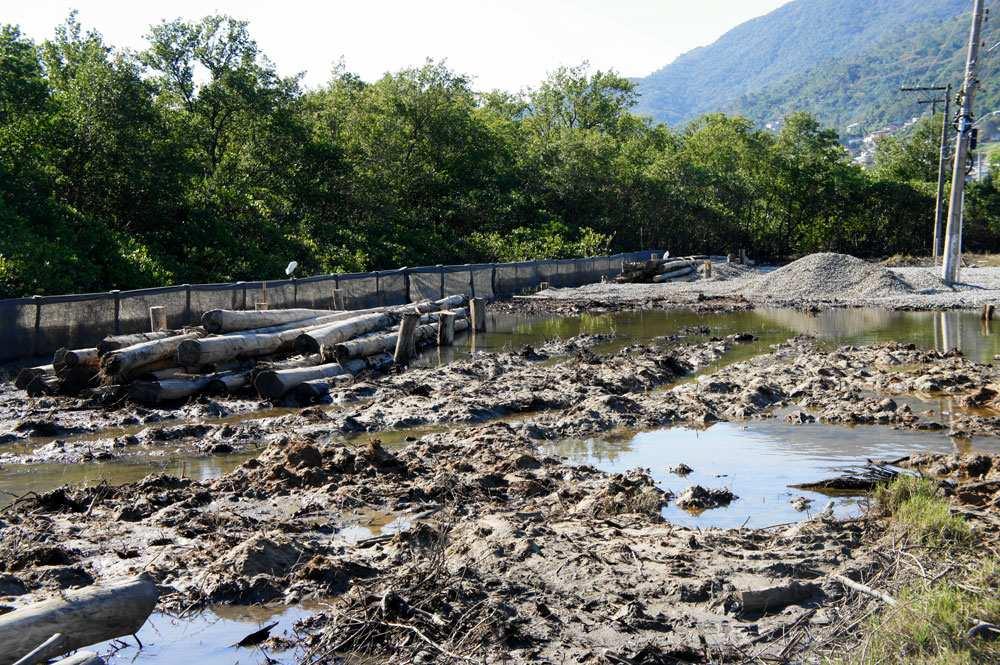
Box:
(254, 358, 367, 399)
(652, 266, 695, 283)
(0, 575, 158, 665)
(128, 375, 217, 404)
(15, 365, 53, 390)
(201, 308, 337, 334)
(291, 375, 354, 402)
(97, 331, 179, 356)
(176, 313, 349, 366)
(102, 332, 205, 378)
(207, 371, 253, 395)
(334, 318, 468, 363)
(63, 348, 99, 369)
(294, 313, 396, 355)
(50, 654, 104, 665)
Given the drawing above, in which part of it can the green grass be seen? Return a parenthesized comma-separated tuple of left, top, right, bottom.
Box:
(859, 558, 1000, 665)
(874, 475, 970, 546)
(833, 477, 998, 664)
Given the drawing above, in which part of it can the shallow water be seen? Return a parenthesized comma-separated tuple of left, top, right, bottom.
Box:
(94, 605, 311, 664)
(545, 420, 1000, 529)
(5, 306, 1000, 508)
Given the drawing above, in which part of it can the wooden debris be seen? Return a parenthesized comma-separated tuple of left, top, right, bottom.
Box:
(0, 575, 158, 665)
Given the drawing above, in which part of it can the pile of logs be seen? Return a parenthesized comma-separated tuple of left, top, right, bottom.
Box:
(615, 256, 718, 284)
(13, 295, 484, 406)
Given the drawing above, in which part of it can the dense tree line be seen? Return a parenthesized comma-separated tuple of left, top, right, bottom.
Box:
(1, 15, 999, 297)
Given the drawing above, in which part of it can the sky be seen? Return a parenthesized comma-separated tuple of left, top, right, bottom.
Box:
(7, 0, 793, 91)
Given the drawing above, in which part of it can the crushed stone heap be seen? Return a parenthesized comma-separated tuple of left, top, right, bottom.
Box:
(745, 252, 913, 300)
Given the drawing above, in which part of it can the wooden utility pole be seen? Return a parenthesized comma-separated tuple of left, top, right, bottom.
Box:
(903, 84, 951, 262)
(942, 0, 988, 284)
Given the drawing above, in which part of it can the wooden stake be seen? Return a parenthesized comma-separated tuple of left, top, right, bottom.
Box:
(981, 304, 995, 321)
(394, 313, 421, 363)
(437, 311, 456, 346)
(148, 306, 167, 332)
(470, 297, 486, 333)
(333, 288, 344, 310)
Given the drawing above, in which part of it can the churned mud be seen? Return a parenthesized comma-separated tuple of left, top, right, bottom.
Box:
(5, 300, 1000, 661)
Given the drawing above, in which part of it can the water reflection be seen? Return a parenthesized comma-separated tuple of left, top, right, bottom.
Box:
(418, 307, 1000, 367)
(95, 605, 311, 664)
(545, 421, 1000, 530)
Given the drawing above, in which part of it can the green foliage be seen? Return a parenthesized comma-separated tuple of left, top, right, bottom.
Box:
(1, 12, 998, 297)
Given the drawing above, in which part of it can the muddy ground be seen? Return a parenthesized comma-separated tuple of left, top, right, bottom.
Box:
(4, 309, 1000, 661)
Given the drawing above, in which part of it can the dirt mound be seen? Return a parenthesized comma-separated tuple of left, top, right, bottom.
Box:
(746, 253, 913, 300)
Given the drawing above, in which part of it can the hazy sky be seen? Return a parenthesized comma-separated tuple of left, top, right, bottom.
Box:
(8, 1, 792, 90)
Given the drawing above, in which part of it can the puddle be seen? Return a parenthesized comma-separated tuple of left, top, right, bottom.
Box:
(94, 605, 311, 664)
(544, 420, 1000, 529)
(0, 453, 254, 507)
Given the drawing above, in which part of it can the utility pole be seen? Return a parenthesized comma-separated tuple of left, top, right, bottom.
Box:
(942, 0, 988, 284)
(903, 84, 951, 262)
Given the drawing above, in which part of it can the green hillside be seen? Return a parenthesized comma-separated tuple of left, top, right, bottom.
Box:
(634, 0, 995, 132)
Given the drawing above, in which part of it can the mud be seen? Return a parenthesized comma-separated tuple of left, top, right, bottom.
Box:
(6, 306, 1000, 661)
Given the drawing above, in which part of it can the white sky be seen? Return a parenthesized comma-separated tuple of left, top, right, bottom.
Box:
(7, 0, 792, 91)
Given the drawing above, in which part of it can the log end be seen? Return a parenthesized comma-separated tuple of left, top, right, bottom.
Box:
(253, 371, 285, 399)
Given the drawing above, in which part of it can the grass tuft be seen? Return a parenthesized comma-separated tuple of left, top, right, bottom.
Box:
(874, 475, 970, 546)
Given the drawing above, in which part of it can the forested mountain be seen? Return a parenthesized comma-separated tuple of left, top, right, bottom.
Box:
(635, 0, 999, 132)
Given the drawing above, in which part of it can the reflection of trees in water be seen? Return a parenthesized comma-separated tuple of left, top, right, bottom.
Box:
(757, 308, 899, 338)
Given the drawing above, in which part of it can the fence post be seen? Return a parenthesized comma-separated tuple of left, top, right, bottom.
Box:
(490, 263, 497, 300)
(236, 281, 246, 310)
(184, 284, 192, 325)
(31, 295, 42, 358)
(111, 290, 121, 335)
(468, 265, 475, 298)
(333, 275, 340, 310)
(292, 277, 298, 307)
(403, 268, 412, 304)
(375, 272, 383, 307)
(438, 266, 445, 300)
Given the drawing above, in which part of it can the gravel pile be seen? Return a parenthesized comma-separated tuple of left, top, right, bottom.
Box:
(745, 253, 913, 300)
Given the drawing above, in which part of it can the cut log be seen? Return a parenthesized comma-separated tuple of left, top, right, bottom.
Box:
(128, 375, 217, 404)
(207, 370, 252, 395)
(254, 358, 367, 399)
(25, 376, 60, 397)
(148, 306, 168, 332)
(102, 332, 205, 378)
(652, 266, 695, 284)
(334, 318, 469, 363)
(15, 365, 54, 390)
(470, 298, 487, 333)
(394, 313, 422, 363)
(52, 348, 69, 372)
(63, 348, 99, 369)
(437, 311, 456, 346)
(0, 575, 158, 665)
(294, 313, 396, 355)
(291, 375, 354, 402)
(97, 330, 179, 356)
(55, 366, 98, 395)
(176, 313, 348, 366)
(201, 308, 335, 334)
